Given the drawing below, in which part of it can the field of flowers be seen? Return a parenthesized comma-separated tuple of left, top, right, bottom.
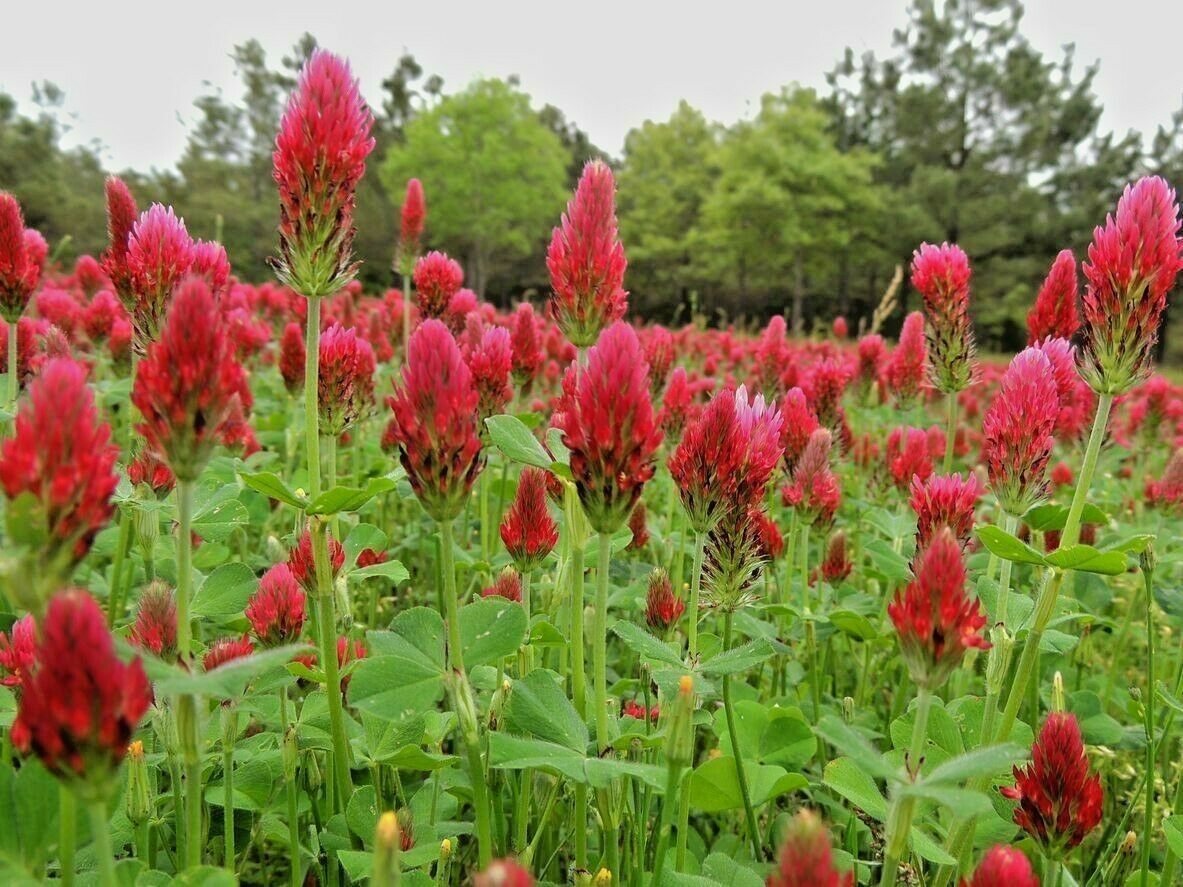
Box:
(0, 48, 1181, 887)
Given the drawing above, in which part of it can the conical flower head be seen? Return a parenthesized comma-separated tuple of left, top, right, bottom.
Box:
(959, 845, 1039, 887)
(246, 563, 307, 647)
(888, 528, 989, 688)
(983, 348, 1058, 517)
(703, 504, 769, 612)
(386, 319, 484, 521)
(465, 325, 514, 425)
(910, 473, 982, 548)
(642, 325, 675, 396)
(318, 323, 375, 435)
(279, 321, 305, 395)
(886, 426, 934, 488)
(767, 809, 854, 887)
(510, 302, 543, 387)
(547, 159, 628, 347)
(272, 49, 375, 297)
(100, 176, 138, 303)
(132, 278, 249, 482)
(413, 251, 464, 320)
(0, 357, 119, 593)
(287, 526, 346, 596)
(500, 466, 558, 572)
(11, 590, 151, 797)
(820, 530, 853, 583)
(396, 178, 426, 276)
(125, 204, 196, 349)
(887, 311, 928, 407)
(782, 429, 840, 527)
(129, 581, 178, 661)
(0, 192, 42, 322)
(779, 387, 820, 474)
(203, 635, 254, 671)
(732, 385, 785, 505)
(481, 566, 523, 602)
(1080, 176, 1183, 394)
(1001, 712, 1103, 852)
(912, 242, 975, 393)
(0, 614, 35, 691)
(554, 322, 662, 533)
(474, 859, 534, 887)
(1028, 249, 1080, 344)
(856, 333, 887, 398)
(644, 568, 685, 632)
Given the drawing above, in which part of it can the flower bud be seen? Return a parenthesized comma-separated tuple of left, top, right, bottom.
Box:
(125, 740, 152, 826)
(663, 675, 696, 769)
(372, 810, 401, 887)
(282, 724, 299, 783)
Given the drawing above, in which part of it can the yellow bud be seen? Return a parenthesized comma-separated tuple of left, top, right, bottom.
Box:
(440, 838, 452, 859)
(376, 811, 400, 848)
(594, 867, 612, 885)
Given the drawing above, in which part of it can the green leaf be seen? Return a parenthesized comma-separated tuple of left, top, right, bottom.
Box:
(976, 525, 1046, 566)
(485, 414, 552, 468)
(829, 609, 880, 641)
(822, 756, 887, 820)
(0, 757, 58, 869)
(238, 471, 308, 509)
(862, 539, 911, 584)
(611, 621, 684, 667)
(701, 853, 764, 887)
(191, 562, 256, 619)
(487, 733, 665, 789)
(923, 743, 1025, 785)
(900, 783, 992, 817)
(1104, 533, 1155, 555)
(1023, 503, 1108, 532)
(191, 491, 249, 543)
(155, 645, 308, 699)
(459, 597, 527, 667)
(350, 608, 446, 718)
(545, 428, 571, 466)
(351, 559, 409, 585)
(814, 715, 893, 780)
(699, 638, 775, 676)
(307, 476, 398, 516)
(1045, 544, 1126, 575)
(344, 524, 388, 564)
(503, 669, 588, 750)
(1164, 815, 1183, 857)
(688, 756, 806, 812)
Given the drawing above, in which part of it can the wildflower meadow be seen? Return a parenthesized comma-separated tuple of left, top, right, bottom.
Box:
(2, 43, 1183, 887)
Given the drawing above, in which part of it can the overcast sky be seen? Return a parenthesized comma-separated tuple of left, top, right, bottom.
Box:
(3, 0, 1181, 173)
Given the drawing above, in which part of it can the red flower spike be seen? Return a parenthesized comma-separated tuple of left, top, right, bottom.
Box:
(279, 321, 305, 395)
(819, 531, 853, 583)
(500, 467, 558, 572)
(856, 334, 887, 399)
(132, 278, 249, 482)
(465, 325, 514, 424)
(413, 251, 464, 320)
(661, 366, 694, 440)
(386, 319, 484, 522)
(129, 581, 179, 661)
(888, 528, 989, 688)
(886, 426, 934, 489)
(510, 302, 543, 387)
(203, 635, 254, 672)
(272, 49, 374, 298)
(0, 357, 119, 576)
(983, 348, 1058, 517)
(779, 387, 820, 475)
(644, 568, 685, 632)
(128, 448, 176, 498)
(959, 845, 1039, 887)
(287, 527, 346, 596)
(753, 511, 786, 561)
(554, 322, 663, 534)
(910, 473, 983, 548)
(474, 859, 534, 887)
(318, 323, 375, 435)
(1028, 249, 1080, 345)
(628, 501, 650, 550)
(782, 429, 840, 527)
(1001, 711, 1103, 852)
(125, 204, 195, 348)
(642, 326, 675, 396)
(481, 566, 523, 603)
(0, 192, 42, 322)
(246, 563, 307, 647)
(11, 589, 151, 793)
(100, 176, 139, 303)
(356, 548, 388, 569)
(1080, 176, 1183, 394)
(887, 311, 928, 407)
(767, 809, 854, 887)
(0, 614, 36, 690)
(396, 178, 426, 276)
(547, 159, 628, 347)
(912, 242, 975, 393)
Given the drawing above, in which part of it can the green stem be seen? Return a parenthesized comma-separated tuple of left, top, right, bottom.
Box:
(223, 714, 237, 872)
(106, 510, 132, 625)
(650, 762, 681, 885)
(176, 481, 194, 658)
(304, 297, 322, 499)
(312, 521, 352, 807)
(594, 532, 613, 752)
(1141, 561, 1157, 887)
(281, 690, 302, 887)
(169, 757, 186, 868)
(7, 318, 16, 423)
(942, 390, 958, 473)
(722, 611, 763, 861)
(686, 531, 706, 660)
(439, 519, 464, 674)
(566, 492, 589, 873)
(59, 785, 76, 887)
(88, 801, 118, 887)
(675, 769, 691, 870)
(880, 687, 933, 887)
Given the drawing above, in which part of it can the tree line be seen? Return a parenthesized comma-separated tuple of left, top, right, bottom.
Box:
(3, 0, 1182, 354)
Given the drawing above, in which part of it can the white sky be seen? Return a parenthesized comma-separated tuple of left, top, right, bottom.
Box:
(3, 0, 1181, 173)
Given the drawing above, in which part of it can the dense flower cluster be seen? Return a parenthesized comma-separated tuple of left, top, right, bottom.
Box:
(203, 635, 255, 671)
(129, 581, 179, 660)
(644, 568, 685, 632)
(0, 613, 35, 690)
(782, 429, 841, 526)
(767, 809, 854, 887)
(0, 192, 43, 322)
(396, 178, 425, 276)
(246, 563, 307, 647)
(500, 467, 558, 572)
(960, 846, 1039, 887)
(912, 242, 975, 393)
(1027, 249, 1080, 344)
(910, 473, 982, 548)
(413, 251, 464, 320)
(287, 527, 346, 595)
(887, 311, 927, 406)
(983, 348, 1059, 516)
(318, 322, 376, 435)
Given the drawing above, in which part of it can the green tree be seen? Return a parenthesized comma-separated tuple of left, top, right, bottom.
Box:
(381, 78, 569, 297)
(617, 101, 720, 319)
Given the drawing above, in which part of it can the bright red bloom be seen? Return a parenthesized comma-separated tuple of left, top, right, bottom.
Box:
(779, 387, 820, 474)
(1001, 712, 1103, 851)
(413, 251, 464, 320)
(819, 531, 853, 583)
(832, 316, 849, 339)
(642, 326, 675, 395)
(386, 319, 484, 522)
(396, 178, 426, 275)
(621, 699, 658, 722)
(753, 510, 786, 561)
(203, 635, 254, 672)
(129, 581, 178, 660)
(0, 192, 42, 322)
(767, 809, 854, 887)
(75, 254, 106, 295)
(1051, 461, 1073, 487)
(888, 528, 989, 687)
(11, 590, 151, 791)
(482, 566, 523, 603)
(132, 278, 249, 482)
(554, 322, 663, 533)
(125, 204, 195, 348)
(1028, 249, 1080, 345)
(128, 448, 176, 497)
(886, 426, 934, 489)
(466, 325, 514, 423)
(500, 467, 558, 572)
(474, 858, 534, 887)
(959, 845, 1038, 887)
(912, 242, 975, 393)
(0, 614, 36, 690)
(756, 316, 791, 397)
(628, 501, 650, 549)
(83, 290, 123, 341)
(0, 358, 119, 573)
(356, 548, 388, 569)
(910, 473, 982, 548)
(272, 49, 375, 297)
(855, 334, 887, 399)
(189, 240, 231, 297)
(806, 359, 849, 431)
(318, 323, 375, 435)
(644, 568, 684, 631)
(983, 348, 1058, 517)
(1080, 176, 1183, 394)
(287, 527, 346, 595)
(1147, 449, 1183, 512)
(100, 176, 139, 303)
(661, 367, 694, 440)
(510, 302, 543, 387)
(279, 321, 305, 395)
(246, 563, 307, 647)
(782, 429, 840, 527)
(547, 159, 628, 347)
(887, 311, 927, 407)
(336, 635, 367, 696)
